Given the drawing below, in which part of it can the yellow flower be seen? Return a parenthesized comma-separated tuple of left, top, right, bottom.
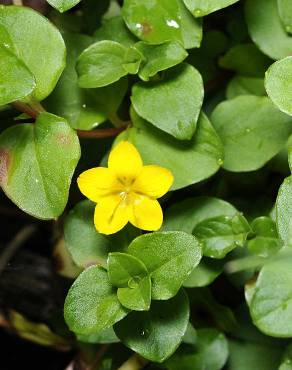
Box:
(77, 141, 174, 235)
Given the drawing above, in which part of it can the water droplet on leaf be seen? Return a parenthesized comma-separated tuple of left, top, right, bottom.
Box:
(194, 8, 202, 17)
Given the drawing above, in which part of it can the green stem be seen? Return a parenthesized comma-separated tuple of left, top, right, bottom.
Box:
(117, 354, 148, 370)
(108, 112, 131, 128)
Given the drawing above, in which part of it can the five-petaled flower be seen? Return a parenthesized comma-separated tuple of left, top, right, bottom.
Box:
(77, 141, 174, 235)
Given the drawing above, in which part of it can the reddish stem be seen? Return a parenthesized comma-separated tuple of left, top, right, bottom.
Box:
(77, 126, 128, 139)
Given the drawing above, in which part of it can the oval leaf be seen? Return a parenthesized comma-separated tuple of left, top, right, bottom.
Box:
(132, 63, 203, 140)
(64, 266, 129, 335)
(122, 0, 202, 49)
(276, 175, 292, 244)
(249, 251, 292, 337)
(114, 289, 189, 362)
(245, 0, 292, 60)
(128, 231, 202, 300)
(77, 40, 129, 88)
(194, 213, 251, 259)
(0, 112, 80, 219)
(0, 5, 66, 100)
(211, 96, 292, 172)
(265, 56, 292, 116)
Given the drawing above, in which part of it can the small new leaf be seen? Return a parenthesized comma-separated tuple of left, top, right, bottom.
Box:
(77, 41, 129, 88)
(194, 213, 251, 259)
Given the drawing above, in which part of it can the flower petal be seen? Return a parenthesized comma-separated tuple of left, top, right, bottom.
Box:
(94, 195, 129, 235)
(77, 167, 123, 202)
(108, 141, 143, 181)
(133, 165, 174, 199)
(128, 194, 163, 231)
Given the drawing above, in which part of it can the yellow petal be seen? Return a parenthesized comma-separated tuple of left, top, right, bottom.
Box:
(108, 141, 143, 181)
(94, 195, 129, 235)
(77, 167, 123, 202)
(133, 165, 174, 199)
(128, 194, 163, 231)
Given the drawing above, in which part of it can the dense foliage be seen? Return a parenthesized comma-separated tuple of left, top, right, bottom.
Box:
(0, 0, 292, 369)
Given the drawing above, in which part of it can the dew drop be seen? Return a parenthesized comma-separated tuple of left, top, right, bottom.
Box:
(194, 8, 202, 17)
(140, 327, 150, 338)
(82, 104, 86, 108)
(245, 128, 251, 133)
(286, 25, 292, 33)
(166, 19, 179, 29)
(217, 158, 224, 165)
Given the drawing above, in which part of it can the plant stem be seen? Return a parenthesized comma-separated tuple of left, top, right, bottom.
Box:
(12, 102, 128, 139)
(12, 101, 39, 119)
(0, 225, 37, 275)
(77, 126, 128, 139)
(117, 354, 148, 370)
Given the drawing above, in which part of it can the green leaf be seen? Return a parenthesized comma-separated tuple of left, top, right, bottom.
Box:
(64, 266, 129, 335)
(183, 0, 239, 17)
(219, 43, 271, 78)
(228, 339, 283, 370)
(77, 326, 120, 344)
(276, 175, 292, 244)
(108, 252, 148, 287)
(211, 95, 292, 172)
(226, 76, 265, 100)
(265, 56, 292, 117)
(47, 0, 81, 12)
(132, 63, 203, 140)
(183, 258, 223, 287)
(118, 109, 223, 189)
(279, 343, 292, 370)
(245, 0, 292, 60)
(249, 250, 292, 337)
(247, 217, 282, 257)
(0, 5, 66, 100)
(108, 252, 151, 311)
(163, 196, 237, 233)
(128, 232, 202, 300)
(165, 328, 229, 370)
(194, 213, 251, 259)
(278, 0, 292, 34)
(0, 112, 80, 219)
(114, 289, 189, 362)
(44, 32, 128, 130)
(135, 41, 188, 81)
(117, 276, 151, 312)
(0, 46, 35, 106)
(77, 41, 129, 88)
(93, 16, 137, 47)
(64, 200, 139, 268)
(122, 0, 202, 49)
